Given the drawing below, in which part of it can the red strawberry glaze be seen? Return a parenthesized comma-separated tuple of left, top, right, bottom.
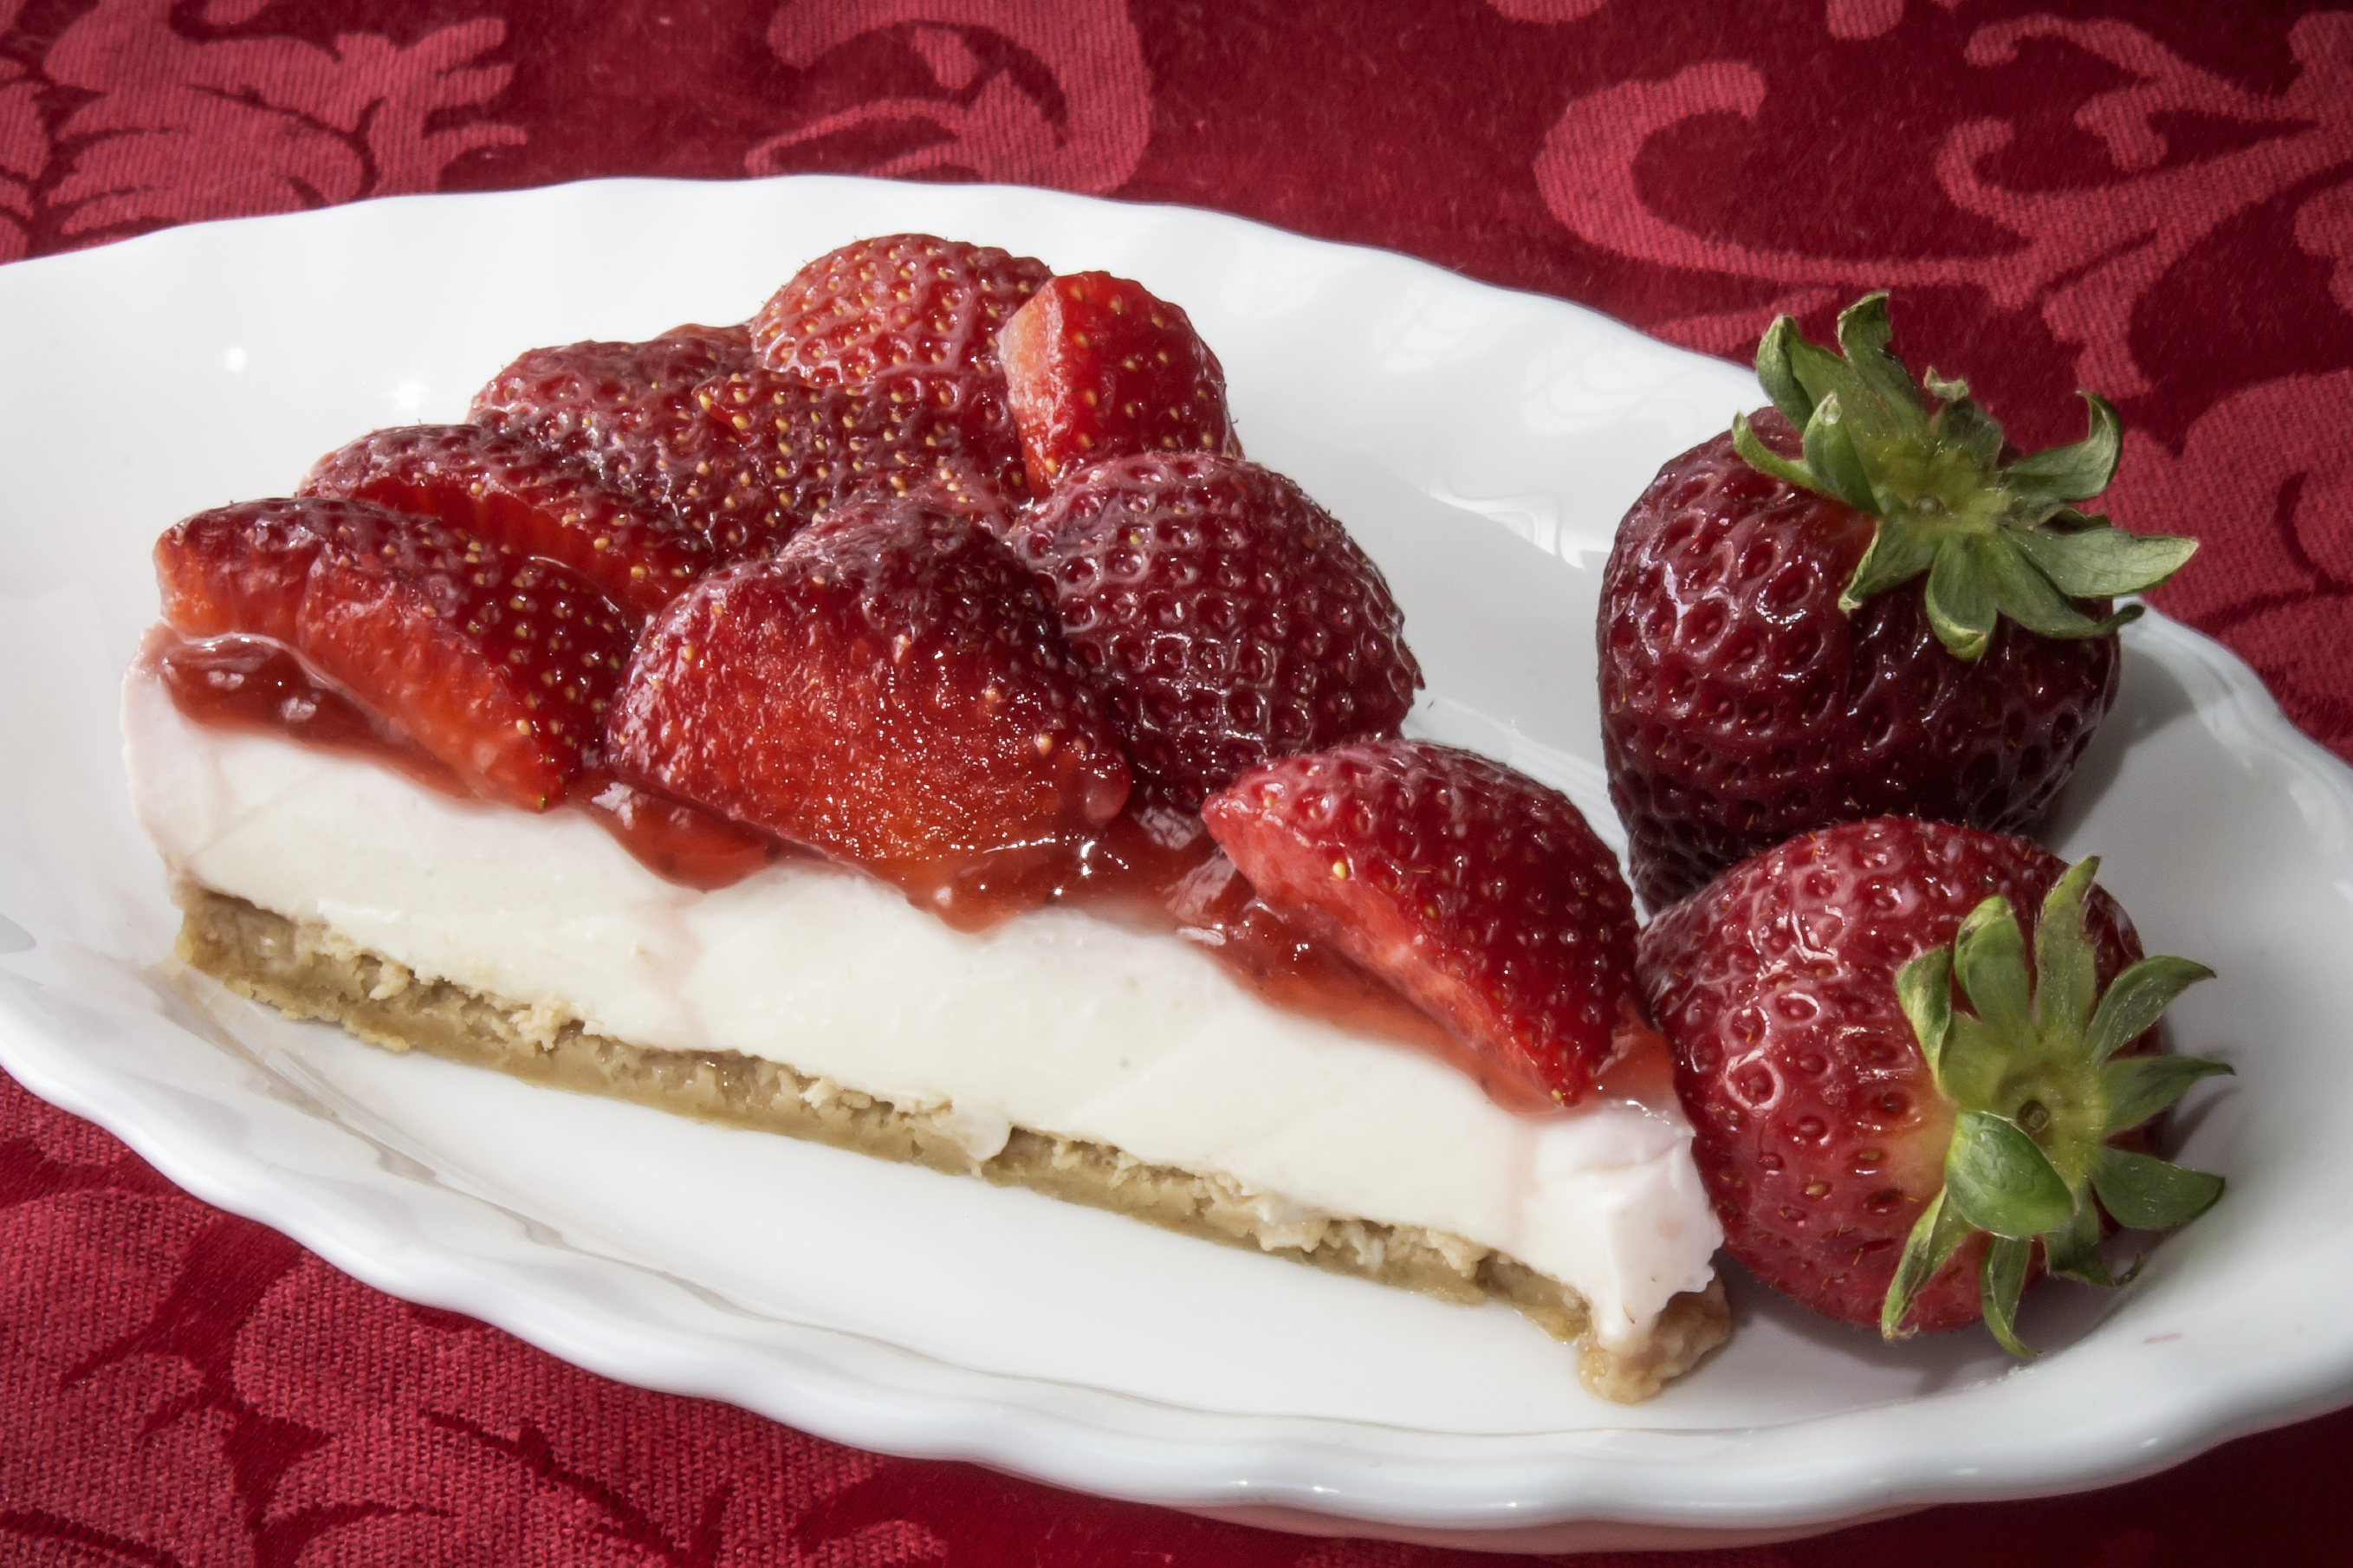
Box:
(143, 630, 783, 891)
(148, 635, 1580, 1102)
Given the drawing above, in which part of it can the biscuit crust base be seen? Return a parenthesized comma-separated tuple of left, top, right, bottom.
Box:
(176, 884, 1728, 1403)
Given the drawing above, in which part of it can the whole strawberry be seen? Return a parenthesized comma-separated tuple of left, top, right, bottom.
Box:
(1599, 294, 2197, 910)
(1004, 450, 1421, 807)
(1639, 817, 2227, 1347)
(1202, 739, 1643, 1112)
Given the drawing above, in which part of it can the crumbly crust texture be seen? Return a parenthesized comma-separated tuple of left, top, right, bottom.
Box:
(176, 884, 1728, 1403)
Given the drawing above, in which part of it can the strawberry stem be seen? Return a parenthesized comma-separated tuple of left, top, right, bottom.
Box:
(1735, 295, 2198, 661)
(1880, 857, 2229, 1349)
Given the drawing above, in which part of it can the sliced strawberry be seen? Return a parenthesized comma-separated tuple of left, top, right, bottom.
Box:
(749, 233, 1048, 386)
(1202, 740, 1643, 1111)
(696, 365, 1029, 531)
(998, 270, 1240, 491)
(469, 322, 752, 471)
(467, 324, 791, 558)
(300, 424, 715, 623)
(155, 496, 632, 810)
(154, 497, 335, 644)
(606, 495, 1131, 897)
(1005, 451, 1421, 807)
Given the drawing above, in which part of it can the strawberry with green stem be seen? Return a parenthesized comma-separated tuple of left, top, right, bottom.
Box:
(1883, 856, 2229, 1352)
(1733, 294, 2193, 661)
(1641, 817, 2228, 1346)
(1601, 294, 2201, 910)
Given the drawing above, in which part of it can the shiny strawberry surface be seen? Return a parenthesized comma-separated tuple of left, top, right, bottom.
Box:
(998, 270, 1239, 491)
(1637, 817, 2148, 1332)
(750, 233, 1047, 387)
(1599, 410, 2121, 911)
(606, 495, 1130, 888)
(1203, 739, 1642, 1111)
(1007, 451, 1421, 807)
(467, 323, 779, 553)
(155, 497, 632, 810)
(300, 424, 715, 623)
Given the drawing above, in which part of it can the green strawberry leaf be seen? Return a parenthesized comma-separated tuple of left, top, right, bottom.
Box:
(1833, 293, 1928, 441)
(2002, 392, 2122, 503)
(1985, 536, 2133, 641)
(1732, 411, 1817, 496)
(1946, 1109, 2073, 1239)
(1838, 520, 1938, 610)
(2045, 1187, 2129, 1289)
(1877, 855, 2227, 1358)
(1954, 895, 2032, 1050)
(2103, 1053, 2235, 1134)
(1803, 396, 1882, 515)
(1896, 945, 1954, 1075)
(2032, 857, 2099, 1053)
(2086, 955, 2217, 1062)
(1924, 538, 1998, 661)
(1755, 317, 1817, 428)
(2013, 525, 2200, 598)
(1733, 293, 2194, 662)
(1883, 1187, 1976, 1340)
(1936, 1013, 2012, 1109)
(2092, 1147, 2226, 1230)
(1980, 1234, 2037, 1357)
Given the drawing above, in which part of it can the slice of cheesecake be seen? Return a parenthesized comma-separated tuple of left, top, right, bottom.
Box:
(126, 664, 1727, 1401)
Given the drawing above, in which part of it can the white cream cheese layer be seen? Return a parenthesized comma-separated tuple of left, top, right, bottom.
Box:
(125, 671, 1721, 1345)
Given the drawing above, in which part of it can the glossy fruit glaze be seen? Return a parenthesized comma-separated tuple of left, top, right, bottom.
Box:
(146, 632, 1666, 1098)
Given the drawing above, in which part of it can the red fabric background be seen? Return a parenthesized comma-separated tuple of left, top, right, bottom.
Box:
(3, 0, 2350, 1561)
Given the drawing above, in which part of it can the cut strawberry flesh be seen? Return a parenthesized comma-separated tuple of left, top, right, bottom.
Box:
(155, 497, 632, 811)
(607, 495, 1131, 892)
(998, 270, 1239, 491)
(1203, 740, 1643, 1111)
(301, 424, 715, 622)
(470, 325, 794, 559)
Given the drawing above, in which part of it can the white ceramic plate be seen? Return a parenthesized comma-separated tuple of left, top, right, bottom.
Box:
(0, 178, 2343, 1555)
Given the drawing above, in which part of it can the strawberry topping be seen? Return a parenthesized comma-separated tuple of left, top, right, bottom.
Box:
(750, 233, 1047, 386)
(468, 324, 783, 554)
(998, 270, 1240, 491)
(300, 424, 716, 623)
(1006, 451, 1421, 807)
(1202, 740, 1643, 1111)
(606, 494, 1131, 907)
(155, 497, 632, 810)
(695, 366, 1028, 535)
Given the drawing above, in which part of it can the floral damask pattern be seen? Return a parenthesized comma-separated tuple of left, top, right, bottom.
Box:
(1, 0, 521, 255)
(3, 1, 2351, 1563)
(747, 0, 1149, 191)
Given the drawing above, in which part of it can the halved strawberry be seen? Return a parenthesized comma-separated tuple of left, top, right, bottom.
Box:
(696, 365, 1029, 530)
(300, 424, 716, 623)
(468, 323, 778, 554)
(155, 497, 633, 810)
(750, 233, 1047, 386)
(1202, 740, 1643, 1112)
(1640, 817, 2227, 1348)
(1005, 451, 1421, 807)
(997, 270, 1240, 492)
(606, 495, 1131, 903)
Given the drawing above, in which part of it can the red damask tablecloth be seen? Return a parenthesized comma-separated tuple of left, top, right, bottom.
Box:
(4, 1, 2350, 1562)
